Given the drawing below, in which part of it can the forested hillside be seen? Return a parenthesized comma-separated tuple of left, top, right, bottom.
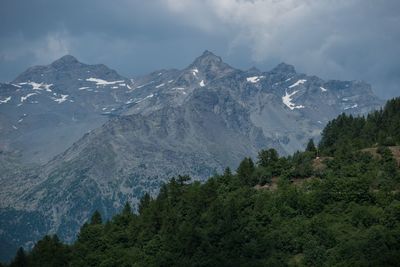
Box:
(5, 98, 400, 267)
(319, 98, 400, 155)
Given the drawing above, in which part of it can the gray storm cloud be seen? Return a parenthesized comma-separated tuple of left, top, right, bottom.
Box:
(0, 0, 399, 98)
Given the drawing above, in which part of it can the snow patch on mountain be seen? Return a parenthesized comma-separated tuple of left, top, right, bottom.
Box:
(19, 82, 53, 92)
(54, 94, 69, 104)
(155, 83, 165, 88)
(344, 104, 358, 110)
(41, 83, 53, 92)
(282, 90, 305, 110)
(246, 76, 265, 83)
(21, 93, 37, 102)
(136, 94, 154, 103)
(200, 80, 205, 87)
(289, 79, 307, 88)
(0, 96, 11, 104)
(86, 78, 125, 86)
(136, 81, 154, 89)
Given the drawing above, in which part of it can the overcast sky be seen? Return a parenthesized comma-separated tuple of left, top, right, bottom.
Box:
(0, 0, 399, 99)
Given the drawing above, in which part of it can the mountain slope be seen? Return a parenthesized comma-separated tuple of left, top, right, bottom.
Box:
(0, 51, 384, 261)
(0, 55, 135, 163)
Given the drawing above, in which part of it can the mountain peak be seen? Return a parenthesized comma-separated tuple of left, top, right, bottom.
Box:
(186, 50, 236, 80)
(271, 62, 296, 74)
(201, 50, 219, 58)
(191, 50, 223, 67)
(51, 55, 82, 69)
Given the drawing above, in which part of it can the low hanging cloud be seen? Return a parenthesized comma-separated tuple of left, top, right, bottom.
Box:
(0, 0, 399, 98)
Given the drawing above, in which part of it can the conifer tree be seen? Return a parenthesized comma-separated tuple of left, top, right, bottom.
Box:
(177, 175, 191, 185)
(123, 201, 132, 215)
(223, 167, 232, 177)
(90, 210, 102, 225)
(139, 193, 151, 214)
(306, 139, 317, 153)
(257, 148, 279, 167)
(10, 247, 28, 267)
(237, 157, 255, 186)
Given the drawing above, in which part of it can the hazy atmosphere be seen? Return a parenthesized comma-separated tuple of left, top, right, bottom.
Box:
(1, 0, 399, 98)
(2, 1, 400, 265)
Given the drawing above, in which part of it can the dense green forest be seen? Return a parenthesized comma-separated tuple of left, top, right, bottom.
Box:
(5, 98, 400, 267)
(319, 98, 400, 155)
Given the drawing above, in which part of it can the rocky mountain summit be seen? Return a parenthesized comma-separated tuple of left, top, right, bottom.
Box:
(0, 51, 383, 261)
(0, 55, 135, 163)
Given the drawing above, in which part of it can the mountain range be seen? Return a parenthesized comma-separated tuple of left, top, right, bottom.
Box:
(0, 50, 384, 261)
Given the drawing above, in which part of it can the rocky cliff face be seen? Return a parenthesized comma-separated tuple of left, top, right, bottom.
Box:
(0, 51, 383, 261)
(0, 55, 135, 163)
